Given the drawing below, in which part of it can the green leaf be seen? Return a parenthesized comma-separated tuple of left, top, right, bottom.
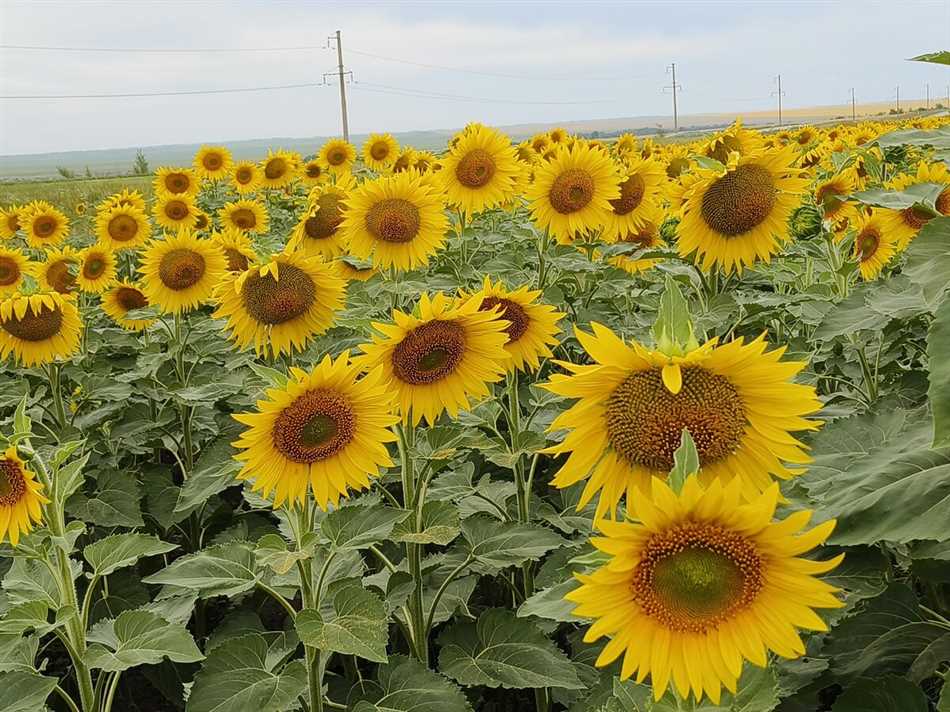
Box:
(460, 515, 566, 569)
(67, 469, 144, 527)
(296, 581, 389, 662)
(902, 216, 950, 309)
(438, 608, 583, 689)
(668, 429, 699, 493)
(929, 297, 950, 448)
(85, 610, 203, 672)
(247, 361, 290, 389)
(143, 543, 258, 598)
(850, 183, 944, 210)
(2, 558, 63, 608)
(518, 579, 582, 623)
(831, 676, 928, 712)
(391, 500, 460, 546)
(175, 436, 242, 513)
(800, 407, 950, 545)
(351, 655, 472, 712)
(254, 535, 310, 575)
(83, 533, 177, 577)
(322, 503, 409, 551)
(0, 601, 60, 636)
(652, 275, 697, 354)
(188, 634, 307, 712)
(0, 671, 57, 712)
(13, 395, 30, 435)
(909, 50, 950, 65)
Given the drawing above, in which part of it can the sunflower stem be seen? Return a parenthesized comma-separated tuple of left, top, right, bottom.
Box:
(398, 422, 429, 664)
(47, 363, 67, 435)
(290, 502, 326, 712)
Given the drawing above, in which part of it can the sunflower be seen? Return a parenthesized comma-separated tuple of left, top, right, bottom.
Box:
(672, 146, 809, 274)
(212, 228, 257, 272)
(567, 474, 843, 704)
(232, 160, 263, 194)
(193, 145, 233, 180)
(98, 188, 147, 214)
(362, 133, 399, 171)
(471, 276, 563, 373)
(139, 229, 227, 314)
(319, 139, 356, 175)
(232, 352, 398, 508)
(153, 195, 199, 231)
(702, 120, 765, 163)
(0, 447, 49, 546)
(301, 159, 328, 187)
(101, 281, 154, 331)
(438, 125, 520, 217)
(74, 201, 87, 217)
(36, 246, 80, 294)
(884, 161, 950, 247)
(260, 149, 301, 189)
(154, 167, 200, 199)
(663, 145, 693, 180)
(814, 170, 859, 227)
(614, 133, 638, 158)
(543, 324, 821, 518)
(852, 211, 899, 280)
(334, 257, 376, 282)
(0, 292, 82, 366)
(355, 292, 510, 425)
(0, 205, 23, 239)
(0, 248, 31, 296)
(289, 184, 348, 259)
(526, 142, 621, 244)
(212, 250, 345, 358)
(340, 171, 448, 271)
(530, 134, 550, 155)
(76, 245, 117, 294)
(219, 199, 269, 235)
(95, 204, 151, 251)
(606, 210, 667, 275)
(391, 148, 417, 173)
(22, 201, 70, 250)
(413, 151, 437, 173)
(601, 156, 666, 242)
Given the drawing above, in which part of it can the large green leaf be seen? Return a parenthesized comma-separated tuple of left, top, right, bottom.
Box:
(391, 500, 460, 546)
(438, 608, 583, 689)
(459, 515, 566, 569)
(143, 543, 258, 598)
(83, 533, 177, 577)
(296, 580, 389, 662)
(800, 408, 950, 544)
(909, 51, 950, 65)
(518, 579, 583, 622)
(350, 655, 472, 712)
(85, 610, 203, 672)
(187, 634, 306, 712)
(929, 296, 950, 448)
(0, 671, 57, 712)
(814, 274, 930, 339)
(67, 469, 144, 527)
(831, 676, 928, 712)
(902, 216, 950, 309)
(322, 503, 409, 551)
(175, 435, 242, 513)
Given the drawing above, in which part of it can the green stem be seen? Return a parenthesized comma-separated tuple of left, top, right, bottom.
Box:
(48, 363, 67, 435)
(257, 581, 297, 620)
(397, 423, 428, 663)
(424, 554, 474, 638)
(53, 685, 81, 712)
(291, 504, 324, 712)
(101, 671, 122, 712)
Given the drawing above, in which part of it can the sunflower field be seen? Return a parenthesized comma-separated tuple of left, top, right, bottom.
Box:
(2, 116, 950, 712)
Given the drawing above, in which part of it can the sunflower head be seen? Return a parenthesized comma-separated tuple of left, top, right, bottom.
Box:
(219, 199, 269, 234)
(853, 211, 899, 280)
(194, 145, 233, 180)
(0, 205, 23, 239)
(301, 159, 327, 186)
(95, 204, 151, 251)
(77, 245, 117, 294)
(0, 447, 49, 546)
(391, 148, 417, 173)
(102, 281, 155, 331)
(0, 292, 82, 366)
(212, 227, 257, 272)
(37, 246, 80, 294)
(260, 150, 301, 189)
(153, 195, 199, 231)
(232, 161, 263, 194)
(154, 167, 199, 199)
(98, 189, 147, 214)
(290, 184, 348, 259)
(22, 201, 70, 249)
(0, 248, 30, 296)
(362, 133, 400, 171)
(439, 125, 521, 217)
(319, 139, 356, 175)
(140, 229, 227, 314)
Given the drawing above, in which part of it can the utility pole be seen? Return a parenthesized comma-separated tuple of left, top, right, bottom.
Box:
(926, 82, 930, 109)
(664, 63, 681, 130)
(850, 87, 856, 121)
(896, 85, 900, 113)
(325, 30, 351, 141)
(772, 74, 785, 126)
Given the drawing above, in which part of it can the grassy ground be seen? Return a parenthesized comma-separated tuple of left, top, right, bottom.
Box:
(0, 175, 153, 213)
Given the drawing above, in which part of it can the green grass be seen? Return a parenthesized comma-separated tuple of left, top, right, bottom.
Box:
(0, 175, 154, 213)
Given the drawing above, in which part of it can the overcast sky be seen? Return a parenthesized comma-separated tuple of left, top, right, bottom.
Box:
(1, 0, 949, 155)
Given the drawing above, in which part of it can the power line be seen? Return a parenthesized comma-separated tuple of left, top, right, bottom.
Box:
(1, 82, 323, 100)
(0, 43, 322, 53)
(351, 81, 617, 105)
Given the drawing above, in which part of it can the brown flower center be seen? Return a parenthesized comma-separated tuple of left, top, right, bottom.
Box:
(272, 389, 356, 463)
(264, 158, 287, 180)
(203, 153, 223, 170)
(306, 163, 322, 179)
(700, 163, 776, 236)
(83, 254, 107, 279)
(230, 208, 257, 230)
(224, 248, 249, 272)
(706, 135, 743, 164)
(108, 214, 140, 242)
(365, 198, 421, 244)
(2, 303, 64, 342)
(241, 263, 316, 325)
(606, 366, 747, 472)
(164, 172, 191, 194)
(900, 205, 934, 230)
(163, 200, 190, 221)
(633, 524, 763, 633)
(328, 148, 348, 166)
(46, 260, 76, 293)
(479, 296, 528, 343)
(857, 229, 881, 262)
(5, 213, 19, 232)
(370, 141, 390, 161)
(549, 169, 595, 214)
(194, 213, 209, 230)
(304, 193, 343, 240)
(610, 174, 646, 215)
(0, 257, 21, 286)
(455, 149, 497, 189)
(158, 249, 206, 290)
(936, 189, 950, 217)
(33, 215, 58, 238)
(392, 320, 466, 385)
(0, 456, 27, 507)
(235, 166, 254, 184)
(116, 287, 147, 312)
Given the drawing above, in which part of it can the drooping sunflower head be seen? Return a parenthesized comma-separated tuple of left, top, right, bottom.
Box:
(0, 248, 31, 296)
(525, 142, 622, 244)
(300, 159, 327, 187)
(74, 201, 87, 217)
(97, 188, 147, 215)
(139, 229, 227, 314)
(606, 209, 667, 275)
(543, 324, 821, 518)
(231, 160, 263, 194)
(0, 205, 24, 239)
(22, 201, 70, 250)
(548, 127, 569, 144)
(530, 134, 550, 155)
(101, 281, 154, 331)
(37, 246, 80, 294)
(852, 211, 899, 280)
(702, 120, 765, 164)
(439, 125, 521, 217)
(77, 245, 117, 294)
(0, 447, 49, 546)
(212, 227, 257, 273)
(153, 195, 199, 231)
(219, 199, 269, 235)
(95, 204, 151, 251)
(232, 352, 399, 508)
(601, 156, 666, 242)
(391, 147, 417, 173)
(212, 250, 346, 357)
(259, 149, 301, 189)
(567, 474, 843, 704)
(0, 292, 82, 366)
(290, 184, 349, 259)
(471, 276, 564, 373)
(412, 151, 437, 173)
(154, 167, 200, 198)
(339, 171, 449, 271)
(193, 145, 233, 180)
(614, 133, 638, 158)
(319, 139, 356, 175)
(355, 292, 511, 425)
(814, 170, 858, 224)
(673, 145, 809, 274)
(362, 133, 400, 171)
(664, 145, 693, 180)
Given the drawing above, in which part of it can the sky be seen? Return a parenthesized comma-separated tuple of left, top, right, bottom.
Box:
(1, 0, 949, 155)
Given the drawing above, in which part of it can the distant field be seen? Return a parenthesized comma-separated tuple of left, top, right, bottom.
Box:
(0, 175, 153, 212)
